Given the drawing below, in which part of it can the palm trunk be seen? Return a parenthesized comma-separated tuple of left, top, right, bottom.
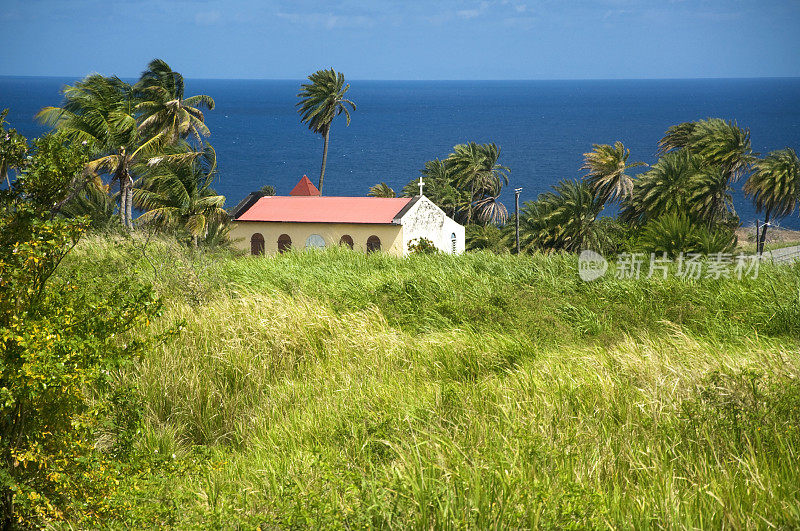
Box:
(319, 128, 330, 195)
(126, 185, 133, 230)
(119, 178, 128, 227)
(1, 163, 9, 189)
(118, 168, 134, 230)
(758, 210, 771, 255)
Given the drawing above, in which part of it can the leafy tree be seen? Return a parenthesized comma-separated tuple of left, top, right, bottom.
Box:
(59, 181, 117, 230)
(744, 148, 800, 253)
(0, 180, 161, 527)
(581, 141, 645, 205)
(259, 185, 276, 196)
(133, 145, 227, 246)
(296, 69, 356, 195)
(0, 110, 29, 189)
(368, 182, 396, 198)
(135, 59, 215, 145)
(16, 135, 92, 217)
(519, 179, 604, 252)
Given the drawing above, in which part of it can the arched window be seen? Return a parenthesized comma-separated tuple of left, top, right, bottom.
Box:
(451, 232, 457, 254)
(251, 233, 265, 255)
(305, 234, 326, 249)
(277, 234, 292, 253)
(339, 235, 354, 249)
(366, 235, 381, 253)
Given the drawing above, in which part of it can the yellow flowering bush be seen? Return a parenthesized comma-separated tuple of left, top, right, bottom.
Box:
(0, 201, 161, 527)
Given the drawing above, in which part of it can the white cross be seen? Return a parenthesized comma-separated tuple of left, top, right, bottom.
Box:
(418, 177, 425, 196)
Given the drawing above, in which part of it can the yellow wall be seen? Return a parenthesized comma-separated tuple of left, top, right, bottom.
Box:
(230, 221, 405, 255)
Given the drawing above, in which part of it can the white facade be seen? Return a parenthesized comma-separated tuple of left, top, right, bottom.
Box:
(399, 196, 465, 255)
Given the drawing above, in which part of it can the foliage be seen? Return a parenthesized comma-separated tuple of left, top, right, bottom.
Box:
(744, 148, 800, 252)
(407, 237, 439, 255)
(368, 182, 396, 198)
(404, 144, 510, 226)
(0, 191, 161, 527)
(36, 61, 214, 231)
(46, 240, 800, 528)
(658, 118, 753, 182)
(581, 141, 645, 204)
(402, 158, 467, 219)
(0, 110, 29, 188)
(518, 179, 605, 252)
(296, 68, 356, 194)
(465, 223, 509, 253)
(593, 216, 636, 256)
(135, 59, 215, 145)
(133, 145, 227, 246)
(447, 142, 510, 224)
(745, 148, 800, 219)
(259, 184, 276, 196)
(636, 213, 737, 257)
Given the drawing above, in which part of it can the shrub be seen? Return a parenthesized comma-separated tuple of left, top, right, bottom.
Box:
(408, 237, 439, 255)
(0, 196, 162, 526)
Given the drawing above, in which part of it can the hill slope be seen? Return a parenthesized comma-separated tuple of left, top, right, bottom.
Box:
(58, 237, 800, 528)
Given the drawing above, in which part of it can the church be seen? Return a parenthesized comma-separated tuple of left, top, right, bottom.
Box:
(229, 176, 466, 257)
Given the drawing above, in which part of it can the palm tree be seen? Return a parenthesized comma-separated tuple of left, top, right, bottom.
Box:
(368, 182, 396, 198)
(296, 69, 356, 194)
(402, 159, 467, 219)
(135, 59, 215, 145)
(520, 179, 604, 252)
(581, 141, 645, 205)
(37, 75, 150, 229)
(447, 143, 509, 225)
(133, 145, 227, 246)
(620, 150, 702, 225)
(37, 74, 204, 230)
(686, 164, 735, 227)
(744, 148, 800, 253)
(658, 118, 753, 183)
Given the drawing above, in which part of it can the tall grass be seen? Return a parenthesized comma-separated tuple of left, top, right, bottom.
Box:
(58, 236, 800, 528)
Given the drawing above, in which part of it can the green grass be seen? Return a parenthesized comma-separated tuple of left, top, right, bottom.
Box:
(56, 235, 800, 528)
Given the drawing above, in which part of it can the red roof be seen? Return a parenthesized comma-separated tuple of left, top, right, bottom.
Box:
(235, 196, 414, 224)
(290, 175, 321, 196)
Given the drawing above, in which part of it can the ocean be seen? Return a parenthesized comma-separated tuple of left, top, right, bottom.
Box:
(2, 77, 799, 227)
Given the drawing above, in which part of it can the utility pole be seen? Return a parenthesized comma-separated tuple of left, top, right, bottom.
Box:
(514, 188, 522, 254)
(755, 220, 760, 255)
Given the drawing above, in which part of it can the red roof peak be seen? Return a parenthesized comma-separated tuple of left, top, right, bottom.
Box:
(290, 175, 321, 196)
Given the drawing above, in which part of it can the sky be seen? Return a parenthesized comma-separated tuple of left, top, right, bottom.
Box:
(1, 0, 799, 80)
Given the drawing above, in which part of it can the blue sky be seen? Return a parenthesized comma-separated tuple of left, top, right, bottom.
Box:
(1, 0, 798, 79)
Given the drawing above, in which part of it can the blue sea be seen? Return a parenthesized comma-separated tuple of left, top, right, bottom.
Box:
(2, 77, 800, 227)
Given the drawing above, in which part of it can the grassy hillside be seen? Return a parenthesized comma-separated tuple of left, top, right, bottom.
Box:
(57, 236, 800, 528)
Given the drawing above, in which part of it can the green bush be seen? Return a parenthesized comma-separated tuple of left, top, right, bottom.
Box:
(637, 213, 737, 257)
(0, 198, 162, 526)
(407, 237, 439, 255)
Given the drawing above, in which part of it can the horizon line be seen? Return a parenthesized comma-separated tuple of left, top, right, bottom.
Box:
(2, 74, 800, 83)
